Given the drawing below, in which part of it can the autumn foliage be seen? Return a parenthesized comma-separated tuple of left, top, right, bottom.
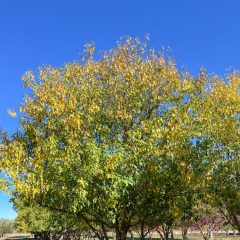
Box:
(0, 37, 240, 240)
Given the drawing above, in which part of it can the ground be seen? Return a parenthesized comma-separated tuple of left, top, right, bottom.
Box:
(3, 233, 240, 240)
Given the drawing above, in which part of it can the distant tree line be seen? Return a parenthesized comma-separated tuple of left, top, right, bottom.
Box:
(0, 218, 15, 235)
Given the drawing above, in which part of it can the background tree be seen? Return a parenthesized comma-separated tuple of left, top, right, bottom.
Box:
(0, 218, 15, 235)
(14, 198, 90, 240)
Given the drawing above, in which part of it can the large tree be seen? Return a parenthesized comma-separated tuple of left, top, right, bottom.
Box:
(1, 37, 240, 240)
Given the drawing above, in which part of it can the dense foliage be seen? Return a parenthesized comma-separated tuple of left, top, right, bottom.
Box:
(0, 37, 240, 240)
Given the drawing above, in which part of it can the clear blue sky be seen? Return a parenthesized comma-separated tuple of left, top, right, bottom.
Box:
(1, 0, 240, 219)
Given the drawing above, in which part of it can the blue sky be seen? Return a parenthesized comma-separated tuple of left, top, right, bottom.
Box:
(1, 0, 240, 219)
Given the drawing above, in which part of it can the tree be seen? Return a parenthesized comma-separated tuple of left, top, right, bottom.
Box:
(0, 218, 15, 234)
(210, 155, 240, 231)
(1, 36, 240, 240)
(204, 72, 240, 233)
(14, 198, 90, 240)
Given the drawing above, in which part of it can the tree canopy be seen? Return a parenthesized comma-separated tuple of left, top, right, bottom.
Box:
(0, 37, 240, 240)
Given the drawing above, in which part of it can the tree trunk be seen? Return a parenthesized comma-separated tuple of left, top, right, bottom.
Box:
(115, 227, 128, 240)
(170, 228, 174, 239)
(140, 221, 145, 240)
(164, 226, 170, 240)
(182, 228, 188, 240)
(165, 231, 169, 240)
(209, 228, 213, 240)
(157, 228, 169, 240)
